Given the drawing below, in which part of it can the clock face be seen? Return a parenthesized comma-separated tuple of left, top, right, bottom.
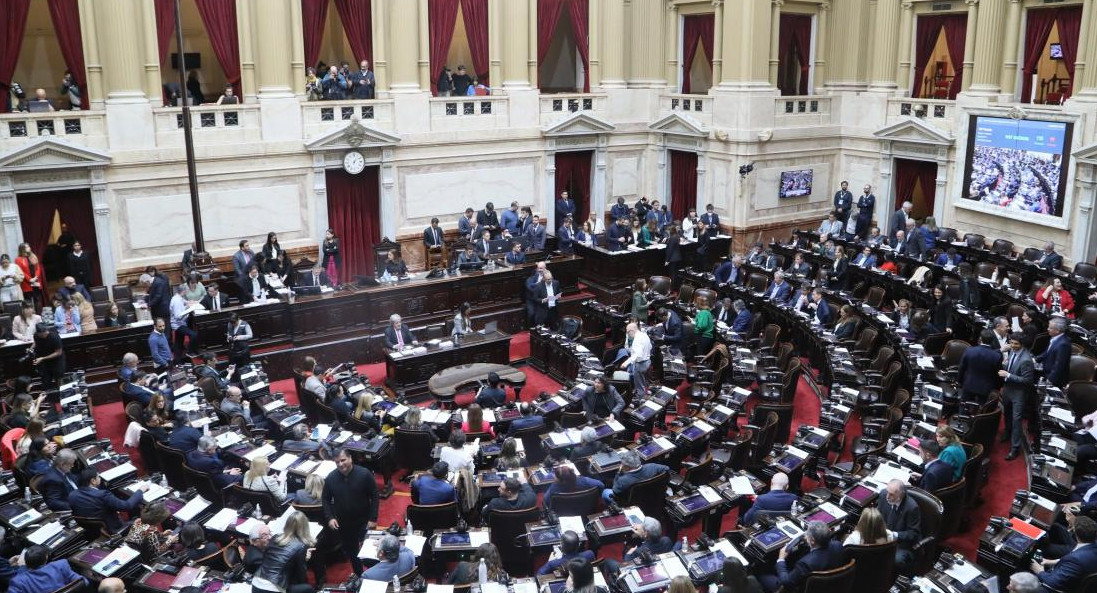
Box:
(343, 151, 365, 174)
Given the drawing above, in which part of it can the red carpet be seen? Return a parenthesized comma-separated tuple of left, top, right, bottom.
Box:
(90, 333, 1026, 582)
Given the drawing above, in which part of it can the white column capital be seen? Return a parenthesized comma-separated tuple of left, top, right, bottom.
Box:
(902, 2, 914, 11)
(965, 0, 978, 7)
(819, 2, 830, 11)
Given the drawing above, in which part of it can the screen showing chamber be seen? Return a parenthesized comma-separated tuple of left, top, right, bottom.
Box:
(780, 170, 813, 199)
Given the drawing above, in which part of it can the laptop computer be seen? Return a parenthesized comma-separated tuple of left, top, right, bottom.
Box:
(27, 101, 52, 113)
(483, 320, 498, 333)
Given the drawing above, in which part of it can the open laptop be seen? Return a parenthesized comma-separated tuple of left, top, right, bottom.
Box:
(27, 100, 52, 113)
(482, 320, 498, 334)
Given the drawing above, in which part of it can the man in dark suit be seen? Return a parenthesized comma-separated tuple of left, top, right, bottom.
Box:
(1038, 242, 1063, 271)
(533, 269, 561, 328)
(146, 266, 171, 322)
(833, 181, 853, 228)
(423, 217, 445, 249)
(877, 480, 922, 573)
(1037, 317, 1072, 388)
(732, 299, 753, 334)
(57, 276, 91, 302)
(186, 436, 243, 488)
(481, 477, 536, 522)
(524, 215, 546, 250)
(712, 297, 733, 325)
(410, 461, 456, 505)
(714, 256, 744, 286)
(200, 285, 230, 313)
(457, 208, 477, 241)
(505, 242, 526, 266)
(169, 410, 202, 452)
(300, 264, 330, 288)
(810, 289, 832, 325)
(232, 239, 254, 277)
(475, 372, 507, 408)
(914, 440, 954, 493)
(999, 332, 1035, 460)
(759, 521, 845, 593)
(958, 330, 1004, 404)
(852, 246, 877, 269)
(39, 449, 80, 511)
(700, 204, 720, 239)
(476, 202, 500, 237)
(606, 217, 631, 251)
(68, 468, 144, 533)
(122, 371, 160, 406)
(536, 531, 595, 576)
(608, 451, 669, 503)
(555, 191, 575, 229)
(899, 220, 927, 260)
(742, 473, 798, 525)
(474, 229, 493, 257)
(239, 265, 268, 304)
(765, 271, 792, 304)
(1031, 516, 1097, 593)
(506, 403, 545, 435)
(659, 308, 683, 353)
(855, 184, 876, 239)
(890, 201, 911, 241)
(610, 197, 631, 221)
(384, 314, 417, 350)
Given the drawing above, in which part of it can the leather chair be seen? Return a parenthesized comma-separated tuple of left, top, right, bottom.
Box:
(1066, 381, 1097, 421)
(722, 428, 754, 471)
(138, 430, 162, 474)
(488, 506, 541, 576)
(111, 284, 133, 302)
(313, 400, 337, 424)
(1079, 306, 1097, 332)
(864, 286, 886, 309)
(748, 273, 769, 294)
(561, 411, 587, 429)
(510, 424, 551, 465)
(72, 515, 111, 539)
(548, 486, 600, 517)
(850, 328, 879, 360)
(938, 340, 971, 379)
(624, 470, 671, 525)
(194, 545, 232, 570)
(845, 541, 897, 593)
(405, 500, 459, 538)
(1069, 356, 1097, 383)
(747, 412, 779, 469)
(906, 487, 944, 576)
(694, 288, 717, 308)
(802, 560, 856, 593)
(922, 332, 951, 357)
(154, 441, 191, 491)
(1021, 247, 1043, 262)
(677, 284, 696, 307)
(89, 286, 109, 302)
(991, 239, 1014, 257)
(394, 428, 435, 478)
(933, 477, 966, 540)
(560, 315, 583, 340)
(750, 402, 794, 444)
(1075, 262, 1097, 282)
(975, 262, 997, 279)
(963, 233, 986, 249)
(937, 228, 958, 243)
(959, 403, 1001, 453)
(47, 580, 85, 593)
(183, 462, 226, 507)
(292, 370, 317, 422)
(230, 483, 285, 516)
(961, 443, 985, 510)
(648, 276, 672, 296)
(125, 402, 144, 424)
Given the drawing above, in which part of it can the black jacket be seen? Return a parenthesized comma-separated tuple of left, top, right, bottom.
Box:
(482, 483, 536, 521)
(322, 465, 378, 526)
(39, 467, 79, 511)
(877, 492, 922, 546)
(776, 541, 846, 590)
(147, 274, 171, 320)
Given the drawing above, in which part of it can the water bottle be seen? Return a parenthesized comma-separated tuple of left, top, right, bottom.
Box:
(392, 574, 401, 593)
(478, 558, 488, 584)
(681, 535, 688, 551)
(23, 487, 31, 504)
(160, 474, 169, 490)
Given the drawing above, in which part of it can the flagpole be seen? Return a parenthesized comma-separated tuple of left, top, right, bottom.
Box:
(175, 0, 205, 252)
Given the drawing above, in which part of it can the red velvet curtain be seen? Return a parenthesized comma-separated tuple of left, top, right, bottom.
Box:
(894, 159, 937, 216)
(1056, 6, 1083, 81)
(778, 14, 812, 95)
(429, 0, 460, 96)
(0, 0, 30, 114)
(46, 0, 87, 110)
(1021, 9, 1059, 103)
(333, 0, 373, 66)
(894, 161, 921, 209)
(461, 0, 489, 82)
(326, 168, 380, 278)
(916, 162, 938, 215)
(194, 0, 242, 98)
(911, 16, 943, 98)
(681, 14, 714, 94)
(942, 15, 966, 98)
(154, 0, 176, 65)
(17, 190, 100, 286)
(554, 151, 592, 228)
(301, 0, 330, 70)
(566, 0, 589, 92)
(538, 0, 565, 66)
(670, 151, 698, 223)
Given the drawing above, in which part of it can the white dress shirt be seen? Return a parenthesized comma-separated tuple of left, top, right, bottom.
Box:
(169, 293, 187, 330)
(624, 330, 652, 366)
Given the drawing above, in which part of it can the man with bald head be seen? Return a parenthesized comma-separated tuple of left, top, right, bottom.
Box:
(99, 578, 126, 593)
(877, 479, 922, 572)
(525, 262, 547, 326)
(534, 269, 561, 329)
(741, 472, 797, 524)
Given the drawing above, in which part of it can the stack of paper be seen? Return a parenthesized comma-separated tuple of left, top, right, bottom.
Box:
(173, 496, 211, 521)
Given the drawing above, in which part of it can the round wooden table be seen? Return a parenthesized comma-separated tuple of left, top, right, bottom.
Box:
(427, 362, 526, 408)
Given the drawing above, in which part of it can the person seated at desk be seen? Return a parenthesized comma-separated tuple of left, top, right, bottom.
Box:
(39, 448, 79, 511)
(582, 376, 625, 423)
(890, 299, 913, 330)
(462, 403, 495, 437)
(606, 450, 669, 504)
(68, 467, 145, 534)
(456, 244, 481, 266)
(864, 226, 884, 247)
(817, 211, 844, 241)
(506, 402, 544, 436)
(440, 429, 476, 474)
(785, 252, 811, 277)
(936, 248, 962, 267)
(240, 265, 269, 304)
(758, 521, 845, 593)
(482, 476, 537, 522)
(452, 302, 473, 337)
(1036, 278, 1076, 318)
(712, 297, 732, 325)
(852, 246, 877, 269)
(658, 308, 684, 353)
(23, 437, 56, 476)
(283, 423, 323, 455)
(403, 407, 439, 445)
(808, 288, 832, 325)
(186, 435, 244, 487)
(384, 314, 418, 351)
(505, 242, 526, 266)
(833, 305, 858, 340)
(292, 473, 325, 505)
(543, 465, 603, 508)
(125, 501, 177, 558)
(731, 299, 753, 333)
(475, 372, 507, 408)
(383, 249, 408, 277)
(1030, 516, 1097, 593)
(448, 544, 504, 585)
(638, 219, 661, 247)
(473, 229, 494, 257)
(243, 455, 289, 503)
(169, 410, 202, 452)
(741, 473, 797, 525)
(764, 270, 792, 304)
(244, 524, 273, 573)
(577, 221, 597, 248)
(843, 507, 892, 546)
(536, 530, 595, 576)
(424, 217, 446, 249)
(6, 392, 44, 429)
(300, 264, 331, 288)
(912, 439, 954, 493)
(525, 214, 547, 250)
(879, 252, 899, 274)
(877, 479, 922, 573)
(220, 385, 255, 424)
(197, 284, 229, 314)
(715, 255, 744, 286)
(179, 522, 222, 562)
(1037, 241, 1064, 271)
(325, 383, 354, 422)
(412, 461, 457, 504)
(6, 545, 86, 593)
(496, 438, 524, 470)
(622, 517, 675, 563)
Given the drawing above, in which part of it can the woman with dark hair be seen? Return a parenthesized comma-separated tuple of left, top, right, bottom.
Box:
(452, 302, 473, 337)
(716, 558, 763, 593)
(102, 301, 132, 327)
(1020, 309, 1043, 342)
(125, 501, 177, 557)
(495, 438, 524, 470)
(261, 232, 283, 274)
(631, 279, 648, 320)
(179, 522, 221, 561)
(0, 254, 24, 303)
(447, 543, 503, 584)
(834, 305, 858, 341)
(182, 272, 205, 303)
(23, 436, 56, 475)
(322, 229, 340, 285)
(15, 418, 45, 456)
(145, 393, 172, 426)
(543, 465, 603, 507)
(930, 284, 954, 333)
(563, 557, 606, 593)
(439, 429, 475, 473)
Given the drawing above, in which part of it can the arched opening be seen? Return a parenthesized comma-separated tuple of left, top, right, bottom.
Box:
(537, 0, 589, 93)
(911, 13, 966, 99)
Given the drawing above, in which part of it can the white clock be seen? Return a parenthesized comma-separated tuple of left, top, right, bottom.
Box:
(342, 151, 365, 174)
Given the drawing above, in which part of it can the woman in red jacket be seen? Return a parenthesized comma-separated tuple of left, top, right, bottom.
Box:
(14, 242, 45, 309)
(1035, 277, 1075, 318)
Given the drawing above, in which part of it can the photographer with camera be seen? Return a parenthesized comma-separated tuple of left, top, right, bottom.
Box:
(30, 322, 64, 388)
(322, 65, 349, 100)
(59, 71, 80, 109)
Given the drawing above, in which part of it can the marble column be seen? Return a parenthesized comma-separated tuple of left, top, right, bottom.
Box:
(1070, 0, 1092, 97)
(600, 0, 625, 89)
(489, 0, 502, 86)
(896, 2, 915, 95)
(380, 149, 397, 240)
(545, 152, 557, 218)
(140, 0, 161, 102)
(628, 0, 666, 87)
(93, 0, 156, 149)
(90, 168, 118, 285)
(813, 3, 828, 90)
(388, 0, 421, 92)
(0, 175, 19, 258)
(768, 0, 782, 87)
(502, 0, 531, 89)
(970, 0, 1007, 96)
(79, 2, 104, 108)
(253, 0, 302, 141)
(1074, 173, 1097, 262)
(717, 0, 771, 89)
(712, 1, 724, 86)
(695, 152, 707, 213)
(592, 142, 608, 216)
(417, 0, 431, 90)
(588, 0, 601, 90)
(664, 3, 678, 89)
(998, 0, 1023, 97)
(825, 0, 867, 90)
(312, 156, 330, 241)
(373, 0, 389, 93)
(868, 0, 901, 92)
(1076, 0, 1097, 95)
(238, 0, 256, 99)
(527, 0, 539, 87)
(961, 0, 978, 92)
(290, 0, 306, 94)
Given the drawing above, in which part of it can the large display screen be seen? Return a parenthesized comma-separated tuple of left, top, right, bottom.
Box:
(779, 169, 813, 199)
(962, 116, 1072, 218)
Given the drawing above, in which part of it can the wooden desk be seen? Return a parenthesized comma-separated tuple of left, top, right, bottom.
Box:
(387, 333, 516, 399)
(575, 236, 731, 303)
(424, 359, 527, 405)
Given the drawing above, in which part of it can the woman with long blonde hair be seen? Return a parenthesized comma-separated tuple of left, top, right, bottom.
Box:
(243, 455, 288, 502)
(843, 507, 891, 545)
(253, 511, 315, 593)
(71, 292, 97, 333)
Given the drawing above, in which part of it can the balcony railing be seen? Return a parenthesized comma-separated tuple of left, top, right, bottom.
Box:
(301, 99, 394, 139)
(0, 110, 108, 148)
(152, 104, 261, 145)
(428, 97, 509, 131)
(539, 93, 606, 126)
(886, 98, 954, 133)
(773, 96, 833, 127)
(661, 94, 713, 126)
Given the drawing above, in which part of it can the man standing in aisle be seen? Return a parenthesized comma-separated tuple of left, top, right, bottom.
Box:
(621, 322, 652, 398)
(556, 191, 575, 230)
(855, 184, 876, 240)
(322, 449, 379, 577)
(833, 181, 853, 230)
(890, 201, 912, 241)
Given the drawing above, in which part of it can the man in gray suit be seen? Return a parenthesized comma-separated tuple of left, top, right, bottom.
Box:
(998, 332, 1034, 460)
(890, 201, 912, 241)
